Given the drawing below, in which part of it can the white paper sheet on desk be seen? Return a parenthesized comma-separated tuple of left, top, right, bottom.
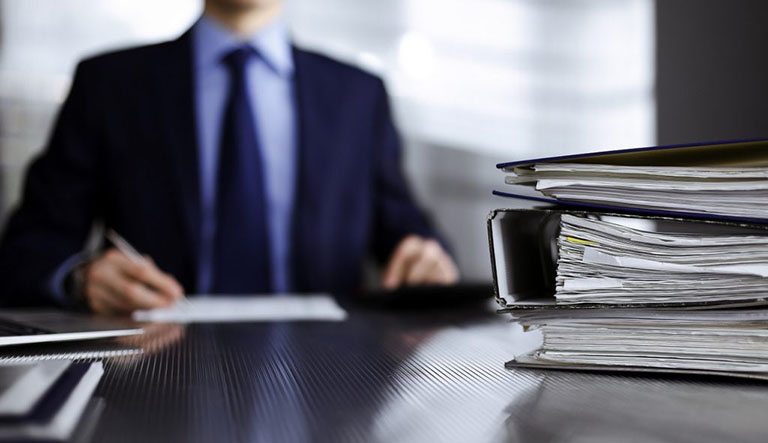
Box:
(132, 294, 348, 323)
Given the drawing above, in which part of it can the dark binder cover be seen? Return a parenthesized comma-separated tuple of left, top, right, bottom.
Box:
(487, 208, 768, 313)
(504, 358, 768, 382)
(493, 138, 768, 224)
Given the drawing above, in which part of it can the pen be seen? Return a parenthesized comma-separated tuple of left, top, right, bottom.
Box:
(106, 229, 143, 263)
(106, 229, 190, 305)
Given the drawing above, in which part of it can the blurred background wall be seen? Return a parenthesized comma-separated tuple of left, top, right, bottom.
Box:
(656, 0, 768, 145)
(0, 0, 657, 281)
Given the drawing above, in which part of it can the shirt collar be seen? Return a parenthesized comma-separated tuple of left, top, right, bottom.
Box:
(192, 14, 294, 77)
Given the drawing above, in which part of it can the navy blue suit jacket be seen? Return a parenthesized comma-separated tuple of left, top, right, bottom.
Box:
(0, 31, 439, 306)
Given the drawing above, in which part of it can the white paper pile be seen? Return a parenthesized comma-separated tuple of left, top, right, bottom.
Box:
(555, 214, 768, 305)
(514, 309, 768, 377)
(505, 163, 768, 218)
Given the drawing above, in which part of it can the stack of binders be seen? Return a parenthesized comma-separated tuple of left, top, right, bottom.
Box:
(489, 139, 768, 380)
(0, 360, 103, 441)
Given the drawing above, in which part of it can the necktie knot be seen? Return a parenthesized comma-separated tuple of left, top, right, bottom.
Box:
(222, 45, 257, 72)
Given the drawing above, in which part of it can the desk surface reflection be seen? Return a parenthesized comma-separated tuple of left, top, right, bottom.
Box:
(34, 301, 768, 443)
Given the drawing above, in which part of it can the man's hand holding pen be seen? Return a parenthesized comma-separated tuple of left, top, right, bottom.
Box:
(82, 231, 185, 314)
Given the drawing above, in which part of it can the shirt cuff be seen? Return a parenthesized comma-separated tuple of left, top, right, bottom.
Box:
(47, 252, 88, 307)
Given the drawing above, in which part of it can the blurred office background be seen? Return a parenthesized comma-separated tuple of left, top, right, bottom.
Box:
(0, 0, 764, 281)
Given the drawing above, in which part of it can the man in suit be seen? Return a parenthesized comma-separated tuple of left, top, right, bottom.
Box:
(0, 0, 458, 313)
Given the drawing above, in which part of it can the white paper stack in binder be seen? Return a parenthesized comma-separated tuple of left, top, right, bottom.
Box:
(512, 309, 768, 379)
(555, 214, 768, 305)
(503, 163, 768, 219)
(488, 139, 768, 380)
(494, 139, 768, 221)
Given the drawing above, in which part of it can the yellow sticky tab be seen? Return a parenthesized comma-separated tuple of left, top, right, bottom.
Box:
(566, 236, 599, 245)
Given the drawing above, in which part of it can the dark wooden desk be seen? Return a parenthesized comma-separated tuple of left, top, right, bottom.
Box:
(49, 301, 768, 442)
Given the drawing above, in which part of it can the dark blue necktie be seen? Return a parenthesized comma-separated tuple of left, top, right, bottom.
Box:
(211, 45, 272, 294)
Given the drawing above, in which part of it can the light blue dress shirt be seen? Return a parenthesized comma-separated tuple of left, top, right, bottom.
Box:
(192, 16, 297, 294)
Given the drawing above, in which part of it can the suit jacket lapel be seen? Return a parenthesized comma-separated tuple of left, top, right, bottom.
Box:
(291, 48, 332, 291)
(156, 30, 201, 282)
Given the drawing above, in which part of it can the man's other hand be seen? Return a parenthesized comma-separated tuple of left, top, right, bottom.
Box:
(83, 248, 184, 314)
(381, 235, 459, 289)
